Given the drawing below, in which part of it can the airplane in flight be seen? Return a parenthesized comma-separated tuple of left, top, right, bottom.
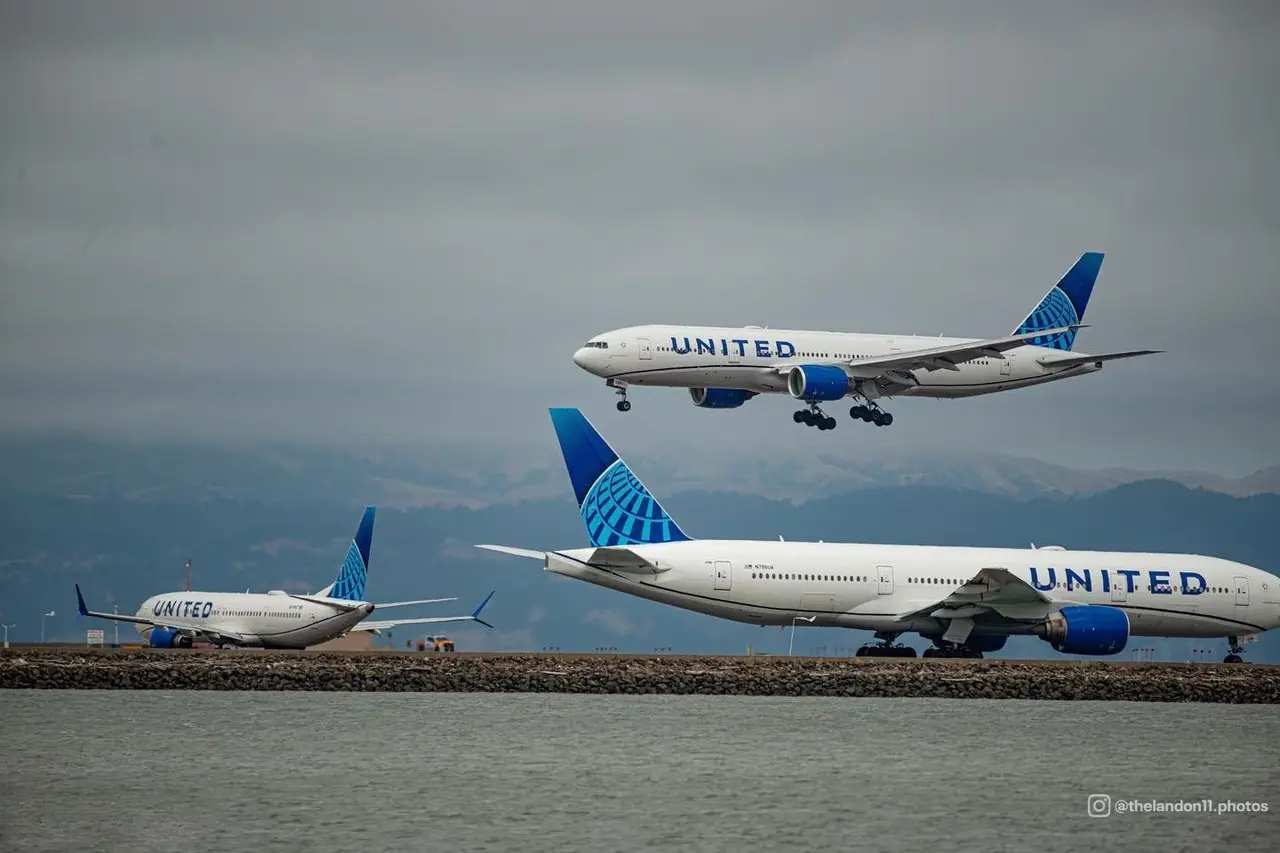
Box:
(479, 408, 1280, 663)
(572, 252, 1161, 429)
(74, 506, 496, 649)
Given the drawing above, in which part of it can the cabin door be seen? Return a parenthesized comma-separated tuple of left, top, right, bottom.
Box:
(877, 565, 894, 595)
(1110, 574, 1127, 603)
(1234, 576, 1250, 606)
(637, 337, 652, 360)
(713, 561, 732, 591)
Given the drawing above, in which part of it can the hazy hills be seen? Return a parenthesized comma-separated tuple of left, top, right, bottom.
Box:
(1, 435, 1277, 510)
(1, 435, 1277, 663)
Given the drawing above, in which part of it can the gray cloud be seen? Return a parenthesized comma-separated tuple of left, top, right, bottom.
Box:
(1, 1, 1277, 475)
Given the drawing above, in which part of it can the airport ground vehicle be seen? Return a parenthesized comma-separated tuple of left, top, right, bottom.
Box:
(412, 635, 456, 652)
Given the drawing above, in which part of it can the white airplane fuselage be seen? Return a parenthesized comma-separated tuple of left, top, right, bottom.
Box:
(573, 324, 1101, 402)
(544, 540, 1280, 641)
(134, 590, 374, 649)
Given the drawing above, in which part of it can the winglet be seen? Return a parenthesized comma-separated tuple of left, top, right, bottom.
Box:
(471, 590, 496, 629)
(75, 583, 88, 618)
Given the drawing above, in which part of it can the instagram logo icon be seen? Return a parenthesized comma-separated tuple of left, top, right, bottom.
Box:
(1088, 794, 1112, 818)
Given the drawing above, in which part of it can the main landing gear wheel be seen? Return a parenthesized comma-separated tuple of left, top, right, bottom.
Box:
(856, 643, 917, 657)
(1223, 636, 1247, 663)
(794, 405, 836, 430)
(923, 644, 983, 659)
(855, 632, 917, 657)
(849, 404, 893, 427)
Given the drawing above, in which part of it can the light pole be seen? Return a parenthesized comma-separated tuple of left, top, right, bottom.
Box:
(41, 610, 55, 644)
(789, 615, 816, 656)
(1, 623, 15, 649)
(113, 604, 119, 647)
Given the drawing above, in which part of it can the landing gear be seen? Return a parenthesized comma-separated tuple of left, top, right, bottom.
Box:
(849, 403, 893, 427)
(793, 403, 837, 431)
(854, 632, 918, 657)
(1224, 636, 1246, 664)
(923, 642, 984, 659)
(608, 379, 631, 412)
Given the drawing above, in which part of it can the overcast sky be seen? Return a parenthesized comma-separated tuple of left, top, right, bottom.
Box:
(1, 1, 1277, 477)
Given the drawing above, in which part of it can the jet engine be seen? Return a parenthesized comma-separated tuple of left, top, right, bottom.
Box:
(147, 626, 193, 649)
(689, 388, 756, 409)
(786, 365, 850, 401)
(1033, 604, 1129, 655)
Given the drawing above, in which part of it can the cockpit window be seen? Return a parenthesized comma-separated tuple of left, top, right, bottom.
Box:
(582, 341, 608, 349)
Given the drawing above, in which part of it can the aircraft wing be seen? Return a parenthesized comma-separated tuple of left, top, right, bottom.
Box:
(183, 626, 254, 645)
(891, 567, 1054, 622)
(831, 325, 1083, 382)
(74, 584, 153, 625)
(1035, 349, 1162, 369)
(358, 590, 496, 633)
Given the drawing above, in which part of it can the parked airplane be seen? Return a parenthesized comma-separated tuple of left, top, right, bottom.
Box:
(572, 252, 1160, 429)
(74, 506, 496, 649)
(479, 408, 1280, 662)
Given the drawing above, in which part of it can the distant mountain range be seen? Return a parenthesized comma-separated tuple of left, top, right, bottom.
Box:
(0, 435, 1276, 510)
(1, 440, 1278, 662)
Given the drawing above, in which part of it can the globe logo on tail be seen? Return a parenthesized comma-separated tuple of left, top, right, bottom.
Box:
(581, 460, 688, 547)
(1017, 286, 1079, 351)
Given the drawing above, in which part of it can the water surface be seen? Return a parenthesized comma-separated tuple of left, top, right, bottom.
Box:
(1, 692, 1275, 852)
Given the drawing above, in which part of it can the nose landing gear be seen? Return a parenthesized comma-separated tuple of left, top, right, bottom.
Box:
(608, 379, 631, 412)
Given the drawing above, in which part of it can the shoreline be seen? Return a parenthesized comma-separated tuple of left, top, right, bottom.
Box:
(3, 649, 1278, 702)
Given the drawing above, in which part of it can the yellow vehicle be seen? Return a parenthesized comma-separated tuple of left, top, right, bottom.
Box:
(414, 635, 456, 652)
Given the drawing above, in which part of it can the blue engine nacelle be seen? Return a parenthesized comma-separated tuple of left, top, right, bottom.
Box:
(689, 388, 757, 409)
(1035, 604, 1130, 656)
(148, 626, 192, 649)
(786, 364, 850, 401)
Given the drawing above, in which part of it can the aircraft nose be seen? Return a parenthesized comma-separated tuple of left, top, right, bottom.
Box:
(573, 347, 592, 370)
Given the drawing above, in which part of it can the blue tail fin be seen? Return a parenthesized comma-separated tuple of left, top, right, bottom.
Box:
(548, 407, 691, 546)
(1012, 252, 1104, 351)
(320, 506, 375, 601)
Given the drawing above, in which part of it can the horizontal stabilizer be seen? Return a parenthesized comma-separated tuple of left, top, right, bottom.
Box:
(372, 597, 459, 610)
(1036, 349, 1162, 369)
(585, 547, 667, 574)
(285, 593, 369, 611)
(475, 544, 547, 561)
